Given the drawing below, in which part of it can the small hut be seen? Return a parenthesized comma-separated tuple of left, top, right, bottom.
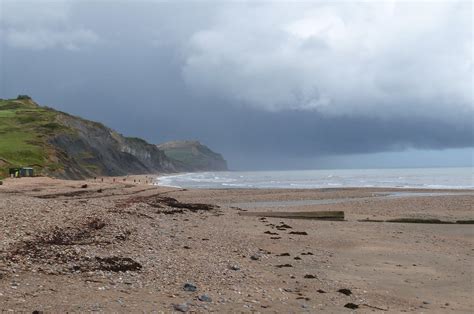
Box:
(9, 167, 34, 178)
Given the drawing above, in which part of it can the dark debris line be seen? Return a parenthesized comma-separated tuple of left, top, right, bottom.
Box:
(5, 194, 220, 275)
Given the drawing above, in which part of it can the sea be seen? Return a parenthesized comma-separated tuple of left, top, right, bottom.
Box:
(156, 167, 474, 190)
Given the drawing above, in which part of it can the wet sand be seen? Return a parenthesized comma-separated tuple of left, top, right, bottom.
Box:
(0, 176, 472, 312)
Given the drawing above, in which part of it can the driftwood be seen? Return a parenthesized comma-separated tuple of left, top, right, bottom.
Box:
(239, 210, 344, 221)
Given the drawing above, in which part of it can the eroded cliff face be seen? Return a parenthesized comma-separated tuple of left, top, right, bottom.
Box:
(0, 97, 227, 180)
(50, 114, 177, 179)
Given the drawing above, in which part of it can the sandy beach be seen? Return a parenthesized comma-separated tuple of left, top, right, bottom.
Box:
(0, 176, 473, 312)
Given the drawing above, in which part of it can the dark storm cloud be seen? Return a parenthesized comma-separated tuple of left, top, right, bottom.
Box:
(0, 0, 472, 169)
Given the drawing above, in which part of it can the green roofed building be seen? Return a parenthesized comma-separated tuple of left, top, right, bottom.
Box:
(9, 167, 34, 178)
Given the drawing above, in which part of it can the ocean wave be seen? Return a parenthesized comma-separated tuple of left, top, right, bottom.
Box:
(155, 168, 474, 190)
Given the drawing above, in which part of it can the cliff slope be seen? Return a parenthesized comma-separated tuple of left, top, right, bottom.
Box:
(0, 97, 178, 179)
(157, 140, 228, 172)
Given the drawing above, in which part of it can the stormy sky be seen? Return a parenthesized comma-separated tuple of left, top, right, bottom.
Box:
(0, 0, 472, 170)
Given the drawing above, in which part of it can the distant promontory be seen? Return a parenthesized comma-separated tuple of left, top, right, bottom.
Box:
(157, 140, 228, 172)
(0, 96, 228, 179)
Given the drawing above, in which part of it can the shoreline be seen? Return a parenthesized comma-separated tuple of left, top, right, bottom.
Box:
(153, 169, 474, 190)
(0, 176, 473, 312)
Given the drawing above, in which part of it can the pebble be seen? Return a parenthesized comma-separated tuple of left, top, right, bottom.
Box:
(198, 294, 212, 302)
(183, 283, 197, 292)
(250, 254, 260, 261)
(344, 303, 359, 309)
(173, 303, 189, 312)
(338, 288, 352, 296)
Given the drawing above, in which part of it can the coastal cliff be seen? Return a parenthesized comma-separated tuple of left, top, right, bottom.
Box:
(0, 97, 225, 179)
(49, 113, 178, 179)
(157, 140, 228, 172)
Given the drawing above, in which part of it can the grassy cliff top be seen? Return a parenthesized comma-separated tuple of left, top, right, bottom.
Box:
(157, 140, 227, 171)
(0, 97, 66, 177)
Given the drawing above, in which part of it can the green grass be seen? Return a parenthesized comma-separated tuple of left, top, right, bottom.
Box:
(0, 131, 44, 162)
(0, 110, 16, 118)
(164, 148, 206, 164)
(164, 149, 195, 161)
(0, 99, 67, 177)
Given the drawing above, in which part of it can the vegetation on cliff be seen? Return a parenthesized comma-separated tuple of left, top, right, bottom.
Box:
(157, 140, 228, 171)
(0, 97, 226, 179)
(0, 97, 65, 178)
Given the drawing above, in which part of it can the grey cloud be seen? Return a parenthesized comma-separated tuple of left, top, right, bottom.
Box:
(4, 28, 98, 50)
(1, 0, 99, 50)
(181, 1, 472, 120)
(0, 0, 472, 169)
